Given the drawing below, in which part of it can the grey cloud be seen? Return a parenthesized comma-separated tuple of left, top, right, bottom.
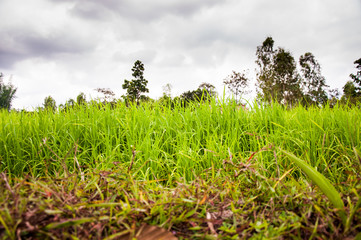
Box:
(0, 50, 23, 69)
(156, 54, 187, 67)
(55, 0, 223, 22)
(113, 49, 157, 65)
(69, 1, 114, 21)
(0, 28, 96, 68)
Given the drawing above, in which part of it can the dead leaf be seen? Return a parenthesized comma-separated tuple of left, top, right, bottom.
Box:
(199, 194, 207, 205)
(206, 212, 217, 236)
(208, 210, 233, 220)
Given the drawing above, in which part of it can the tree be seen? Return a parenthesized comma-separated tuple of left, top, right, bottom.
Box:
(255, 37, 276, 102)
(96, 88, 115, 103)
(122, 60, 149, 104)
(340, 81, 359, 105)
(340, 58, 361, 105)
(0, 73, 17, 111)
(299, 52, 329, 105)
(76, 92, 86, 105)
(180, 83, 216, 106)
(198, 82, 217, 99)
(350, 58, 361, 94)
(162, 83, 172, 98)
(158, 84, 173, 108)
(43, 96, 56, 111)
(223, 71, 249, 103)
(328, 88, 340, 107)
(180, 89, 203, 103)
(273, 48, 302, 106)
(65, 98, 75, 109)
(255, 37, 302, 106)
(342, 81, 356, 99)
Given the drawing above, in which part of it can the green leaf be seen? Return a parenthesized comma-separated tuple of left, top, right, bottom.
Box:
(44, 218, 95, 229)
(281, 149, 347, 226)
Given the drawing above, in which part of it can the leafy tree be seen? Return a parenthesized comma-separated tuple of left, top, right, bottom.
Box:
(158, 83, 173, 107)
(299, 52, 329, 105)
(0, 73, 17, 111)
(340, 58, 361, 105)
(342, 81, 356, 99)
(43, 96, 56, 111)
(162, 83, 172, 98)
(255, 37, 276, 102)
(76, 92, 86, 105)
(180, 89, 203, 103)
(180, 83, 216, 106)
(96, 88, 116, 103)
(66, 98, 76, 108)
(341, 81, 358, 105)
(122, 60, 149, 104)
(256, 37, 302, 106)
(198, 82, 217, 98)
(223, 71, 249, 103)
(328, 88, 340, 107)
(350, 58, 361, 94)
(273, 48, 302, 106)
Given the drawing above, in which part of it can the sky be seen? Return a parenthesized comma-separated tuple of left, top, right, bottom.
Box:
(1, 0, 360, 109)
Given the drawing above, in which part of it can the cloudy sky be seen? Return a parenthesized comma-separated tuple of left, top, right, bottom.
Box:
(1, 0, 360, 109)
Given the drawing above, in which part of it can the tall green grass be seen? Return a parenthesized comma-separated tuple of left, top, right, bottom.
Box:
(0, 100, 360, 185)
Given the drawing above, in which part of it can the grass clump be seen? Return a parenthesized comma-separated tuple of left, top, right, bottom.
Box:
(0, 100, 361, 239)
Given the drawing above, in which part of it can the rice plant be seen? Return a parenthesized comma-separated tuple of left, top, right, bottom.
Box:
(0, 99, 360, 238)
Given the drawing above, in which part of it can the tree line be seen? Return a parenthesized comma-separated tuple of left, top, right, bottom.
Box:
(1, 37, 360, 111)
(254, 37, 360, 107)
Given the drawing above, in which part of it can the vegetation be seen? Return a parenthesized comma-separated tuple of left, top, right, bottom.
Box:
(341, 58, 361, 105)
(179, 83, 216, 106)
(299, 52, 329, 106)
(1, 38, 361, 239)
(122, 60, 149, 104)
(0, 99, 360, 239)
(0, 73, 17, 111)
(349, 58, 361, 93)
(223, 70, 249, 103)
(43, 96, 57, 112)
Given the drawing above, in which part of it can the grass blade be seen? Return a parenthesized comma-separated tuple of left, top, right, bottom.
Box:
(280, 149, 347, 226)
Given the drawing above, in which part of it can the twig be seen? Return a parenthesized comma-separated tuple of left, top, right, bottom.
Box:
(274, 149, 280, 179)
(128, 145, 137, 173)
(73, 142, 85, 181)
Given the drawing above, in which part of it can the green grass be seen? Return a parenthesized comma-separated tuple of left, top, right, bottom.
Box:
(0, 99, 360, 239)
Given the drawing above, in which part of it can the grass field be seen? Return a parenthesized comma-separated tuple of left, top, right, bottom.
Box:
(0, 99, 360, 239)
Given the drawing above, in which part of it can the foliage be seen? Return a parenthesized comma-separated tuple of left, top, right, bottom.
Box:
(299, 52, 329, 106)
(0, 100, 360, 238)
(66, 98, 76, 109)
(180, 83, 216, 106)
(340, 58, 361, 105)
(223, 70, 249, 103)
(180, 88, 203, 103)
(255, 37, 276, 102)
(95, 88, 116, 104)
(198, 82, 217, 98)
(0, 73, 17, 111)
(1, 99, 360, 181)
(255, 37, 302, 106)
(158, 84, 174, 108)
(162, 83, 172, 98)
(281, 150, 346, 226)
(122, 60, 149, 104)
(43, 96, 56, 111)
(76, 92, 86, 105)
(341, 81, 358, 105)
(350, 58, 361, 93)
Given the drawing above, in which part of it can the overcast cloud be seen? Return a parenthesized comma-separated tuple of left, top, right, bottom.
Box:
(0, 0, 360, 109)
